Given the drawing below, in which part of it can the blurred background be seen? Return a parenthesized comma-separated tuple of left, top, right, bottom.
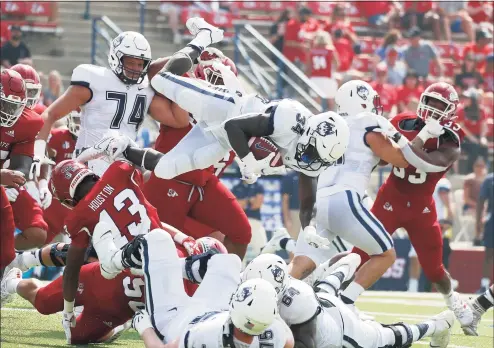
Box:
(1, 0, 492, 294)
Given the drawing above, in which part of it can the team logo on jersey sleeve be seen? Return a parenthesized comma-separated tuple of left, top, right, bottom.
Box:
(357, 85, 369, 100)
(315, 121, 335, 137)
(235, 287, 253, 302)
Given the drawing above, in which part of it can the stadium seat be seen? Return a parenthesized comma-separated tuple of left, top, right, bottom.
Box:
(0, 2, 59, 34)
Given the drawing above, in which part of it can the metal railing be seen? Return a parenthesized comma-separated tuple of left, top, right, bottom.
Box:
(233, 24, 328, 113)
(91, 16, 122, 66)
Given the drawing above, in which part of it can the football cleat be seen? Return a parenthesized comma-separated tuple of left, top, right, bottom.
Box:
(447, 291, 473, 327)
(261, 228, 290, 255)
(1, 267, 22, 306)
(186, 17, 224, 45)
(429, 310, 454, 348)
(184, 250, 218, 284)
(462, 297, 485, 336)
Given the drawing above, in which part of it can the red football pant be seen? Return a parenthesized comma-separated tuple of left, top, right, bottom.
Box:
(353, 186, 446, 283)
(1, 187, 16, 268)
(11, 188, 48, 232)
(34, 263, 135, 344)
(144, 175, 251, 245)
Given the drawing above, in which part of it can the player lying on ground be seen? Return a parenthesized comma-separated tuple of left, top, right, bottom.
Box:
(243, 253, 454, 348)
(148, 45, 350, 183)
(99, 228, 294, 348)
(34, 17, 224, 177)
(46, 158, 201, 343)
(1, 263, 141, 344)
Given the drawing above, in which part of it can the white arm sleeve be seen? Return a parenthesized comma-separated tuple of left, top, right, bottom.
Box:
(401, 145, 449, 173)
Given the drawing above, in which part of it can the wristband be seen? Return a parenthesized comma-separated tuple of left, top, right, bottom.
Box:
(64, 299, 75, 313)
(392, 132, 409, 149)
(173, 231, 190, 245)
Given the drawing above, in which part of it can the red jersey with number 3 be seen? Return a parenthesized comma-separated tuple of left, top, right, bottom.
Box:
(383, 112, 464, 200)
(64, 161, 161, 248)
(309, 48, 334, 78)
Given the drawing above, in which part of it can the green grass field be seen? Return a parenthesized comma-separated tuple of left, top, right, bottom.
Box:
(1, 290, 493, 347)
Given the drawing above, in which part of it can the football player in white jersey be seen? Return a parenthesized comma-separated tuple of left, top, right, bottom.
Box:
(104, 227, 294, 348)
(33, 18, 224, 177)
(244, 253, 455, 348)
(146, 59, 350, 184)
(288, 80, 414, 313)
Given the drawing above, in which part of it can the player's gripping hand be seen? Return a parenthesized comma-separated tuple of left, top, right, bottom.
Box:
(373, 115, 408, 148)
(62, 301, 76, 344)
(5, 187, 19, 202)
(132, 309, 153, 336)
(303, 226, 330, 250)
(38, 179, 52, 209)
(417, 118, 444, 142)
(0, 169, 25, 188)
(240, 152, 276, 182)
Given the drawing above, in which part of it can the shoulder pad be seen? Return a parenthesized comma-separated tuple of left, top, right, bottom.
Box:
(71, 64, 106, 84)
(280, 279, 320, 325)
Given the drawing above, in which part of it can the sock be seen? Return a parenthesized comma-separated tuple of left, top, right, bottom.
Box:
(477, 287, 494, 311)
(408, 278, 419, 292)
(6, 278, 22, 295)
(187, 30, 213, 52)
(111, 251, 125, 272)
(280, 238, 296, 253)
(340, 281, 364, 304)
(443, 289, 455, 307)
(23, 250, 43, 269)
(481, 277, 490, 288)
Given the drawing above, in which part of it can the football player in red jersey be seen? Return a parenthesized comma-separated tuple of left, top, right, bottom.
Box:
(1, 262, 143, 344)
(43, 111, 79, 243)
(352, 82, 473, 327)
(47, 158, 200, 340)
(143, 48, 252, 258)
(0, 68, 48, 250)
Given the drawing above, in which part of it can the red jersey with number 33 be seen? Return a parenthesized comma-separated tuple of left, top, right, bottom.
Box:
(309, 48, 333, 78)
(64, 161, 161, 248)
(383, 112, 464, 199)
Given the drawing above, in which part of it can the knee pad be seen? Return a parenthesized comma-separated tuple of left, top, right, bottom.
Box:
(49, 243, 69, 267)
(192, 144, 225, 170)
(154, 153, 191, 180)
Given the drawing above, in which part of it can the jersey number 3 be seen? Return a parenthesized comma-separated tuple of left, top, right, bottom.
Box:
(107, 92, 147, 129)
(393, 167, 427, 184)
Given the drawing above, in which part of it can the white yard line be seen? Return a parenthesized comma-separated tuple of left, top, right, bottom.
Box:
(413, 341, 471, 348)
(365, 311, 493, 322)
(362, 291, 475, 299)
(358, 297, 450, 307)
(1, 307, 36, 312)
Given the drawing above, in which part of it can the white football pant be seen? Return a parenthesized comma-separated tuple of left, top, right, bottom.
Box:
(141, 229, 241, 342)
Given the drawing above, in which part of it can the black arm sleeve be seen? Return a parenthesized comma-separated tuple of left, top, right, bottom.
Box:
(9, 154, 33, 178)
(123, 147, 163, 171)
(224, 114, 273, 158)
(291, 320, 318, 348)
(298, 173, 317, 229)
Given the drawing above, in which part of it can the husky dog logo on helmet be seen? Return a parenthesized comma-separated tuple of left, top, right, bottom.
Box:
(315, 121, 335, 137)
(270, 265, 285, 284)
(357, 85, 369, 101)
(235, 286, 253, 302)
(113, 33, 125, 48)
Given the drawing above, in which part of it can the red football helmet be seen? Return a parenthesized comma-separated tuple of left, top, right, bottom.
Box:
(1, 68, 27, 127)
(417, 82, 459, 123)
(194, 48, 238, 86)
(11, 64, 41, 109)
(193, 237, 228, 255)
(49, 160, 97, 208)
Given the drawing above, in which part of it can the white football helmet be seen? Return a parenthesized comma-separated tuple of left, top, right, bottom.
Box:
(295, 111, 350, 170)
(242, 254, 289, 295)
(229, 278, 278, 336)
(66, 111, 80, 136)
(108, 31, 152, 84)
(335, 80, 383, 117)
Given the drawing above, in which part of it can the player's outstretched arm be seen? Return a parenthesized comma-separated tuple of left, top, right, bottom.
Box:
(62, 244, 86, 308)
(365, 132, 409, 168)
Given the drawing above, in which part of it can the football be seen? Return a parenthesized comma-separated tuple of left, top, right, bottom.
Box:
(248, 137, 283, 167)
(193, 237, 228, 255)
